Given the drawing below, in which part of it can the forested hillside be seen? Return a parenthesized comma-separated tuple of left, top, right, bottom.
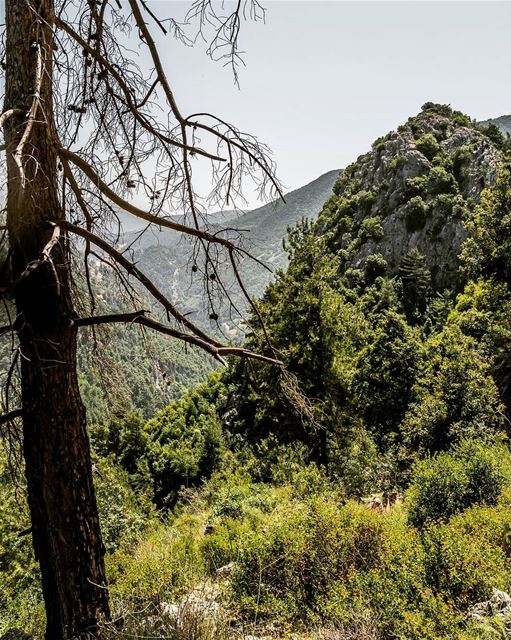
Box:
(3, 103, 511, 639)
(74, 171, 338, 419)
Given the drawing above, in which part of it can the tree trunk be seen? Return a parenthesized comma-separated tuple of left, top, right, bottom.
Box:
(3, 1, 110, 637)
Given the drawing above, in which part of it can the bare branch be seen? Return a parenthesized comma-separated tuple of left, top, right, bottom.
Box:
(0, 408, 22, 427)
(60, 148, 237, 249)
(0, 108, 23, 129)
(13, 44, 43, 197)
(55, 17, 224, 163)
(17, 224, 61, 287)
(75, 310, 282, 366)
(60, 220, 222, 346)
(127, 0, 184, 122)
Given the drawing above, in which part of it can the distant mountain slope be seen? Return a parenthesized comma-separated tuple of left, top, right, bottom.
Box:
(73, 170, 338, 419)
(480, 114, 511, 136)
(229, 169, 341, 268)
(123, 169, 339, 333)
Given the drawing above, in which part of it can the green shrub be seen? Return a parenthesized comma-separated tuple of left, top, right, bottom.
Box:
(404, 174, 429, 198)
(432, 153, 454, 171)
(422, 102, 453, 118)
(231, 499, 386, 623)
(453, 144, 474, 183)
(428, 165, 459, 195)
(201, 514, 258, 575)
(372, 133, 392, 151)
(358, 216, 384, 242)
(0, 453, 44, 636)
(249, 435, 310, 485)
(416, 133, 441, 160)
(406, 440, 511, 529)
(423, 519, 511, 610)
(94, 456, 156, 552)
(461, 156, 511, 283)
(323, 514, 461, 640)
(451, 112, 472, 127)
(364, 253, 388, 284)
(405, 196, 428, 231)
(107, 516, 207, 608)
(355, 190, 376, 214)
(450, 500, 511, 558)
(385, 154, 407, 173)
(336, 195, 358, 218)
(433, 192, 458, 217)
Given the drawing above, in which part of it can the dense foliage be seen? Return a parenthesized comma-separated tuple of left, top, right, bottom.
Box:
(3, 105, 511, 639)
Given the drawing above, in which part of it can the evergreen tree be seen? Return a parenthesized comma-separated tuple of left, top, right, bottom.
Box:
(399, 248, 432, 322)
(461, 155, 511, 283)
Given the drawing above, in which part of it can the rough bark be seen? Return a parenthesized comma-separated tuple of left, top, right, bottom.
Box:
(3, 1, 110, 637)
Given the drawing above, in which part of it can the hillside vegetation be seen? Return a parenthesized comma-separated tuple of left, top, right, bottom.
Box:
(3, 104, 511, 639)
(74, 171, 339, 420)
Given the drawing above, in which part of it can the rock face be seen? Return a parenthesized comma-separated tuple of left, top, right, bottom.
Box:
(319, 104, 501, 290)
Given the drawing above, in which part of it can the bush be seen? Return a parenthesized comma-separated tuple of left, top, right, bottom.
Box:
(404, 174, 429, 198)
(422, 102, 453, 118)
(416, 133, 441, 161)
(423, 519, 511, 610)
(385, 154, 407, 173)
(364, 253, 388, 284)
(93, 456, 156, 552)
(324, 514, 460, 640)
(358, 216, 384, 242)
(107, 516, 207, 608)
(405, 196, 428, 231)
(461, 156, 511, 283)
(0, 452, 44, 636)
(406, 440, 511, 529)
(432, 193, 462, 224)
(432, 153, 454, 171)
(428, 166, 459, 195)
(355, 190, 376, 215)
(231, 499, 386, 623)
(450, 499, 511, 558)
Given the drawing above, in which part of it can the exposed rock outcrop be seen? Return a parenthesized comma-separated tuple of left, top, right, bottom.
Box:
(319, 104, 502, 290)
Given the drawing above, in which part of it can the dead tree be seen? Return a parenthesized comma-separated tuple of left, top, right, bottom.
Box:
(0, 1, 280, 637)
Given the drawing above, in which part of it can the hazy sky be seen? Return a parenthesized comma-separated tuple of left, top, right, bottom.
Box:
(151, 0, 511, 204)
(2, 1, 509, 211)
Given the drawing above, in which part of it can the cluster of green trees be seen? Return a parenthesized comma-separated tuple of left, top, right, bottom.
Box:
(76, 114, 511, 509)
(3, 106, 511, 638)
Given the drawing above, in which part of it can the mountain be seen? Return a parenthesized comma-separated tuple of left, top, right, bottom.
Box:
(216, 102, 510, 464)
(122, 169, 339, 334)
(480, 114, 511, 136)
(319, 103, 501, 290)
(79, 105, 509, 418)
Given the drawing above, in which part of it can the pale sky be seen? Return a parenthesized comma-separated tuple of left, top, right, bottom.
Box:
(151, 0, 511, 203)
(2, 1, 510, 211)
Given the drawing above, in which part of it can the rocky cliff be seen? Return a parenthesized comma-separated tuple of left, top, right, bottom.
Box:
(319, 103, 503, 290)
